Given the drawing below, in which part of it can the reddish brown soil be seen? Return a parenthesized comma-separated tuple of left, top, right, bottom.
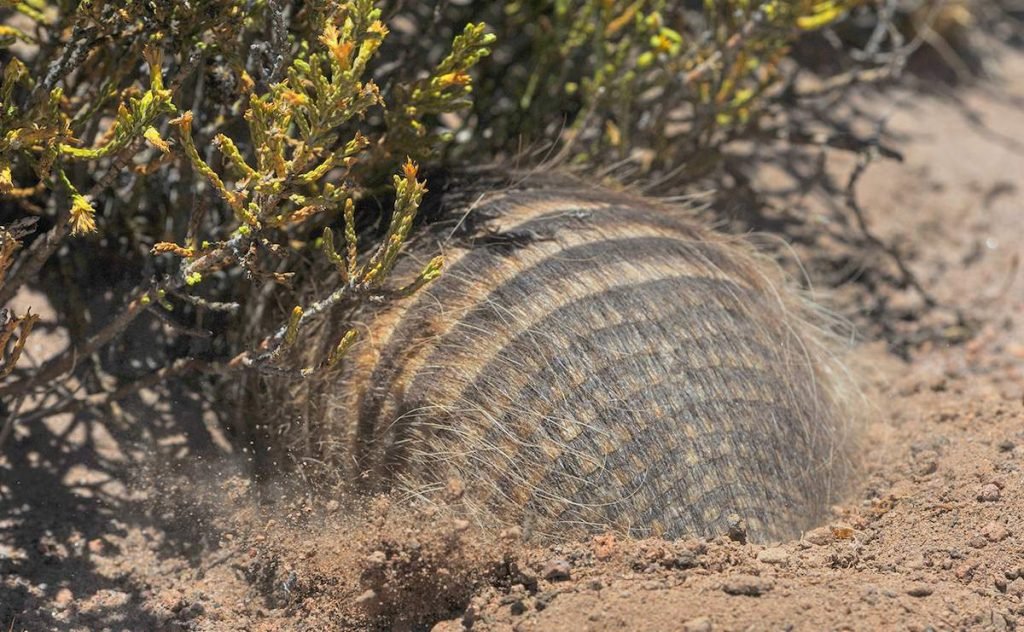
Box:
(3, 44, 1023, 632)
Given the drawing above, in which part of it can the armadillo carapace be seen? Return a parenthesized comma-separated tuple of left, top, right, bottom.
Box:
(322, 174, 853, 542)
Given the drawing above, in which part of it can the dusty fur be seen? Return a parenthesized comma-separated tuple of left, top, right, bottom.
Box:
(260, 170, 860, 542)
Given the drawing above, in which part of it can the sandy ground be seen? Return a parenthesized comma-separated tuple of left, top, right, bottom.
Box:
(2, 42, 1024, 632)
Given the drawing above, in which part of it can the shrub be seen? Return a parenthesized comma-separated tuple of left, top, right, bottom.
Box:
(0, 0, 943, 450)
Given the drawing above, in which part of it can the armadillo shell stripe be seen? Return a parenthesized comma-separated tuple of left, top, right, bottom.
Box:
(364, 269, 752, 474)
(467, 367, 798, 505)
(353, 200, 745, 448)
(355, 230, 752, 468)
(444, 397, 798, 539)
(489, 392, 809, 539)
(388, 312, 779, 466)
(459, 306, 780, 435)
(378, 276, 772, 472)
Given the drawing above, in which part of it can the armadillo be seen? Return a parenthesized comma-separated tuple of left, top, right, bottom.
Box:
(295, 172, 855, 542)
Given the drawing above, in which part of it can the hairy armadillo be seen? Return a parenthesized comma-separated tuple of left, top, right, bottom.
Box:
(297, 173, 855, 542)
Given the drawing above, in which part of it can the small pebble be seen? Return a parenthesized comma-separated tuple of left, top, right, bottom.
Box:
(981, 521, 1009, 542)
(756, 547, 790, 565)
(726, 513, 747, 544)
(905, 554, 927, 570)
(683, 616, 713, 632)
(592, 533, 617, 560)
(830, 524, 856, 540)
(906, 584, 933, 597)
(912, 451, 939, 476)
(535, 591, 557, 611)
(542, 559, 571, 582)
(722, 575, 773, 596)
(803, 527, 832, 546)
(990, 611, 1009, 632)
(977, 484, 1001, 502)
(1007, 578, 1024, 597)
(955, 563, 977, 581)
(54, 588, 74, 609)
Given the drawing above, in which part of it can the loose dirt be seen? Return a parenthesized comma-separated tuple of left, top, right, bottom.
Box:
(2, 41, 1023, 632)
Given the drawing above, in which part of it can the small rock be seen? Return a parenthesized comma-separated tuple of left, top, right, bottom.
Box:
(955, 563, 977, 581)
(906, 584, 933, 597)
(981, 521, 1009, 542)
(592, 533, 617, 560)
(325, 500, 340, 513)
(513, 568, 539, 592)
(452, 519, 471, 532)
(830, 524, 856, 540)
(1007, 578, 1024, 597)
(995, 577, 1008, 593)
(673, 544, 706, 569)
(998, 440, 1016, 453)
(912, 451, 939, 476)
(509, 599, 526, 616)
(977, 484, 1001, 502)
(905, 554, 928, 570)
(726, 513, 747, 544)
(87, 539, 105, 555)
(535, 591, 558, 611)
(803, 527, 833, 546)
(354, 589, 377, 605)
(968, 536, 988, 549)
(542, 559, 571, 582)
(722, 575, 773, 597)
(176, 597, 205, 619)
(683, 616, 713, 632)
(829, 548, 859, 569)
(756, 547, 790, 565)
(54, 588, 74, 609)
